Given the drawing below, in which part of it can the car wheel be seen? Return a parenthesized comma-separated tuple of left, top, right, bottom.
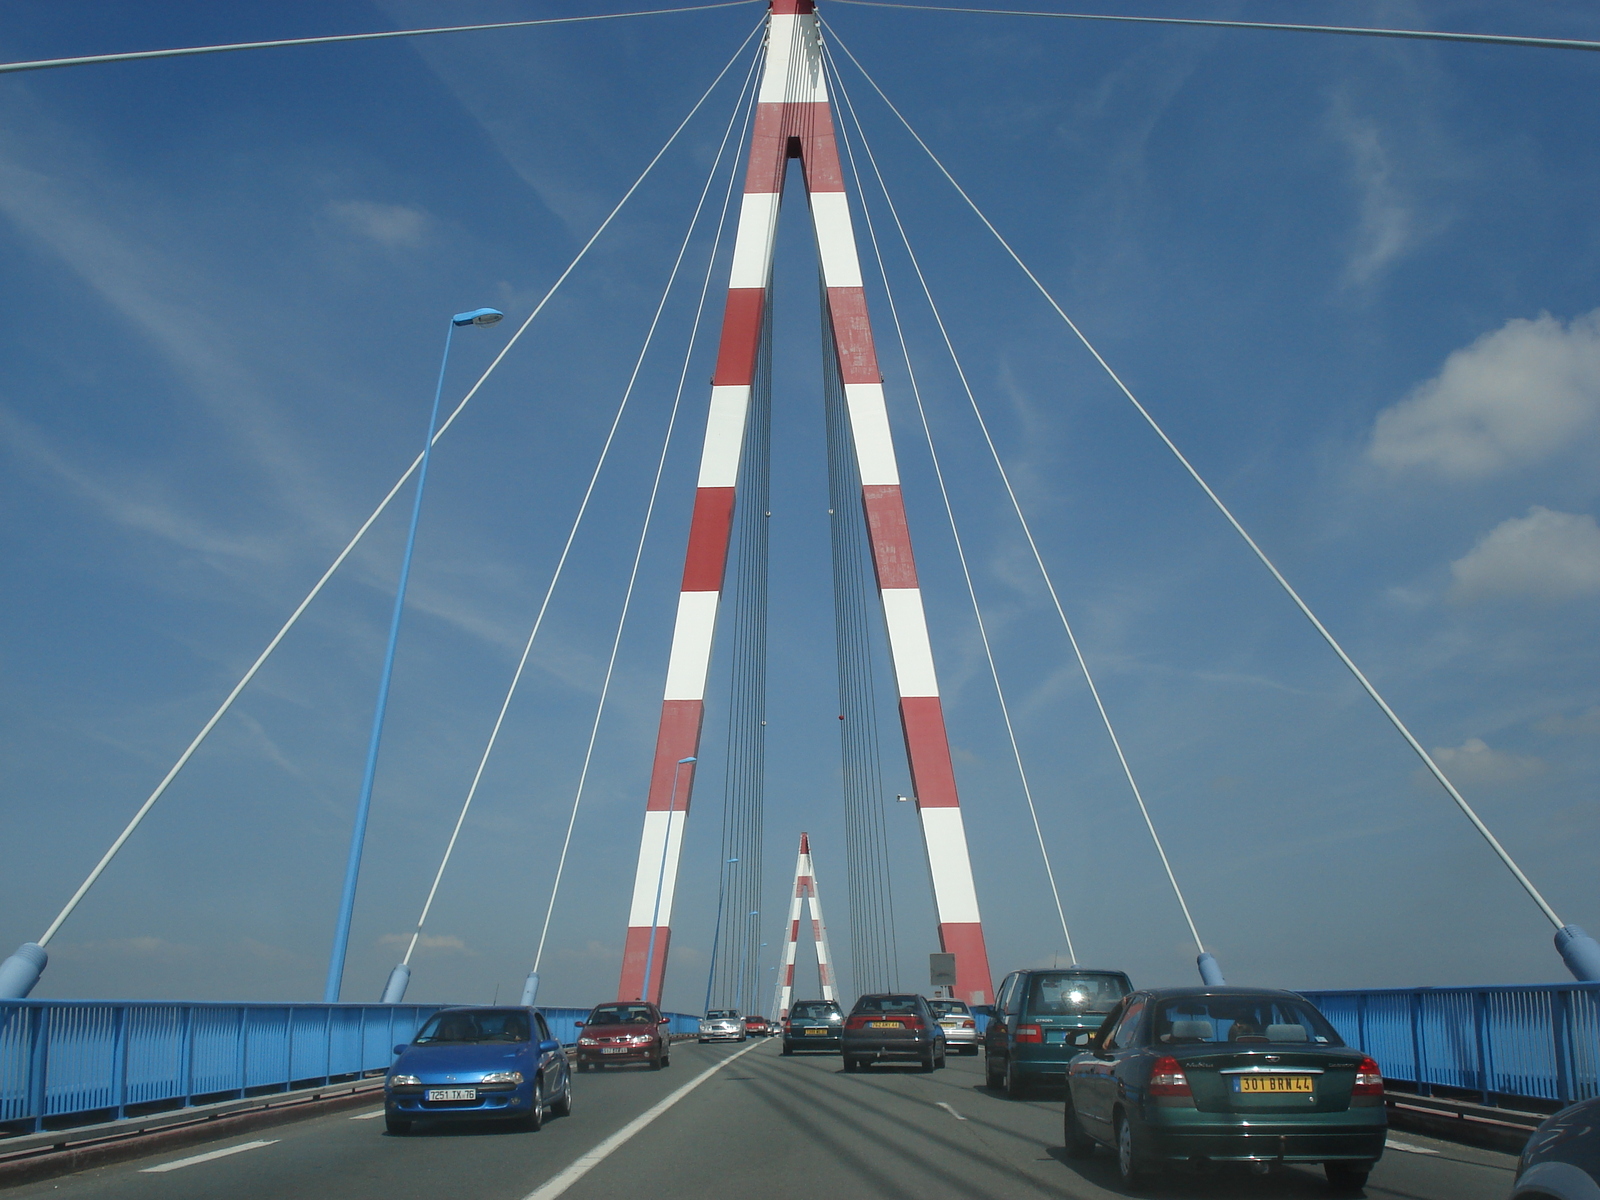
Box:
(921, 1047, 937, 1072)
(384, 1114, 411, 1136)
(1324, 1163, 1370, 1190)
(650, 1052, 663, 1070)
(1115, 1111, 1151, 1189)
(551, 1075, 573, 1118)
(781, 1041, 794, 1055)
(661, 1051, 671, 1067)
(935, 1046, 947, 1069)
(985, 1052, 1004, 1089)
(1004, 1058, 1028, 1099)
(1062, 1090, 1096, 1159)
(697, 1037, 707, 1044)
(523, 1081, 545, 1132)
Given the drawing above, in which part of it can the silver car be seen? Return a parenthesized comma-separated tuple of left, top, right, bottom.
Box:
(928, 998, 980, 1053)
(698, 1009, 746, 1043)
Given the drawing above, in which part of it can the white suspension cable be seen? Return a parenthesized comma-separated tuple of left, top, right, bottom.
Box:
(0, 3, 759, 76)
(823, 24, 1566, 932)
(36, 21, 764, 950)
(828, 0, 1600, 56)
(829, 60, 1076, 965)
(403, 48, 762, 969)
(825, 39, 1206, 952)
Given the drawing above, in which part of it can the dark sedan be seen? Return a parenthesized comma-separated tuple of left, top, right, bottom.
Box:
(384, 1007, 571, 1135)
(1514, 1095, 1600, 1199)
(782, 999, 843, 1054)
(842, 993, 946, 1072)
(1064, 987, 1385, 1189)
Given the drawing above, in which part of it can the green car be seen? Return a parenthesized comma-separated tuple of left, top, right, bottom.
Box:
(781, 999, 843, 1053)
(984, 967, 1132, 1096)
(1064, 987, 1386, 1190)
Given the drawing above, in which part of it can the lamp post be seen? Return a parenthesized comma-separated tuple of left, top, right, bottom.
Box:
(735, 910, 759, 1011)
(324, 307, 504, 1004)
(641, 756, 695, 1003)
(703, 856, 739, 1013)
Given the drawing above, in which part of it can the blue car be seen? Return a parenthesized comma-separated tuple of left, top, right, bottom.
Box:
(385, 1006, 571, 1135)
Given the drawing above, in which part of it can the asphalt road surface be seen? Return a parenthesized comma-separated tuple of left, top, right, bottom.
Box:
(6, 1038, 1518, 1199)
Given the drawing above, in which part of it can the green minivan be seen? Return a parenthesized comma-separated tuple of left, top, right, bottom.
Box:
(984, 967, 1132, 1096)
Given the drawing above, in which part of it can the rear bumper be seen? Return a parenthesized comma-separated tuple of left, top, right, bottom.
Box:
(1145, 1113, 1387, 1164)
(786, 1033, 842, 1048)
(843, 1036, 940, 1059)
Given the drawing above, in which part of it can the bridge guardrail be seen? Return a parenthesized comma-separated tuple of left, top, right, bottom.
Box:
(0, 1001, 701, 1134)
(1302, 983, 1600, 1108)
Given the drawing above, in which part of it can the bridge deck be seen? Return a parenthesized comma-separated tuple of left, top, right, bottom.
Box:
(1, 1039, 1516, 1200)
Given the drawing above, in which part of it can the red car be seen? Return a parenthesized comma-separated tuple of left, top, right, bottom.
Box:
(575, 1002, 671, 1070)
(745, 1015, 771, 1037)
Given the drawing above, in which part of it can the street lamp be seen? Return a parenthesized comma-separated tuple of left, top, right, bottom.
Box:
(324, 307, 505, 1004)
(641, 756, 695, 1003)
(703, 855, 740, 1013)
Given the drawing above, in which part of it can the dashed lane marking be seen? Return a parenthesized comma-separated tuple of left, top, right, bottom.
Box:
(1386, 1138, 1440, 1154)
(350, 1109, 387, 1119)
(140, 1140, 279, 1173)
(936, 1102, 967, 1121)
(521, 1040, 766, 1200)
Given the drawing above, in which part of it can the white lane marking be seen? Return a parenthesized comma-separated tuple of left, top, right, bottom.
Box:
(350, 1109, 386, 1120)
(1386, 1138, 1440, 1154)
(521, 1040, 765, 1200)
(936, 1102, 966, 1121)
(140, 1139, 278, 1173)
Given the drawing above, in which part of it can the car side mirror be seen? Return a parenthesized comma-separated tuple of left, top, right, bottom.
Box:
(393, 1044, 408, 1056)
(573, 1021, 584, 1028)
(659, 1017, 670, 1025)
(539, 1039, 561, 1053)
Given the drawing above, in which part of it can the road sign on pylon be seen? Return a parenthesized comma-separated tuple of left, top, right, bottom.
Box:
(772, 833, 836, 1020)
(616, 0, 995, 1008)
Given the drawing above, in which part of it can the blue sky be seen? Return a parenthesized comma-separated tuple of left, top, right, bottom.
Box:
(2, 0, 1599, 1011)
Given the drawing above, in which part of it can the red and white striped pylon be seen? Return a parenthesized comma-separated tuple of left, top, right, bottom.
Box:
(773, 833, 836, 1020)
(616, 0, 995, 1007)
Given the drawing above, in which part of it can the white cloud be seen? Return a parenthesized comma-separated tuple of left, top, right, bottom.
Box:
(1332, 103, 1413, 286)
(1450, 507, 1600, 602)
(1369, 310, 1600, 478)
(1537, 706, 1600, 737)
(328, 199, 428, 247)
(379, 933, 471, 954)
(1425, 737, 1545, 788)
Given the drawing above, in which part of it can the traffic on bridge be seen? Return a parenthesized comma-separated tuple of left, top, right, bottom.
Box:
(2, 0, 1597, 1197)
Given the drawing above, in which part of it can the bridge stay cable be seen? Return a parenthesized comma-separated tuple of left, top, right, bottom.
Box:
(0, 2, 761, 77)
(829, 60, 1079, 967)
(380, 42, 765, 1005)
(0, 17, 766, 1001)
(821, 23, 1600, 981)
(828, 0, 1600, 56)
(829, 42, 1211, 974)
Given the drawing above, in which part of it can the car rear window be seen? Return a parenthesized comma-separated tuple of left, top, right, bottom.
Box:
(790, 1003, 839, 1019)
(415, 1009, 530, 1044)
(1152, 996, 1343, 1046)
(853, 995, 922, 1014)
(588, 1004, 656, 1025)
(1025, 973, 1129, 1016)
(927, 1000, 970, 1016)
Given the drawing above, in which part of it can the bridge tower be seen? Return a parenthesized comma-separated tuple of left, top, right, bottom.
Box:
(617, 0, 995, 1008)
(773, 832, 837, 1020)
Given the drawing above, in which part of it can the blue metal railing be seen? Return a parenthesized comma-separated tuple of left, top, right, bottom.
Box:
(1301, 983, 1600, 1108)
(0, 1001, 701, 1133)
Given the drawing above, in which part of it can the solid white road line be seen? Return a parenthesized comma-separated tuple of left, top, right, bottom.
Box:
(140, 1139, 279, 1173)
(350, 1109, 387, 1119)
(521, 1040, 765, 1200)
(1385, 1138, 1440, 1154)
(935, 1102, 967, 1121)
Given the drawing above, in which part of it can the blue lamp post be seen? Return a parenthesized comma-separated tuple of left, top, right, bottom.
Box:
(323, 307, 504, 1004)
(640, 756, 695, 1003)
(703, 855, 739, 1013)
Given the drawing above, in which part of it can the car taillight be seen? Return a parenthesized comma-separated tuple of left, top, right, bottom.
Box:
(961, 1020, 975, 1029)
(1148, 1055, 1191, 1097)
(1015, 1024, 1043, 1044)
(1353, 1057, 1384, 1096)
(845, 1015, 871, 1030)
(900, 1016, 924, 1030)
